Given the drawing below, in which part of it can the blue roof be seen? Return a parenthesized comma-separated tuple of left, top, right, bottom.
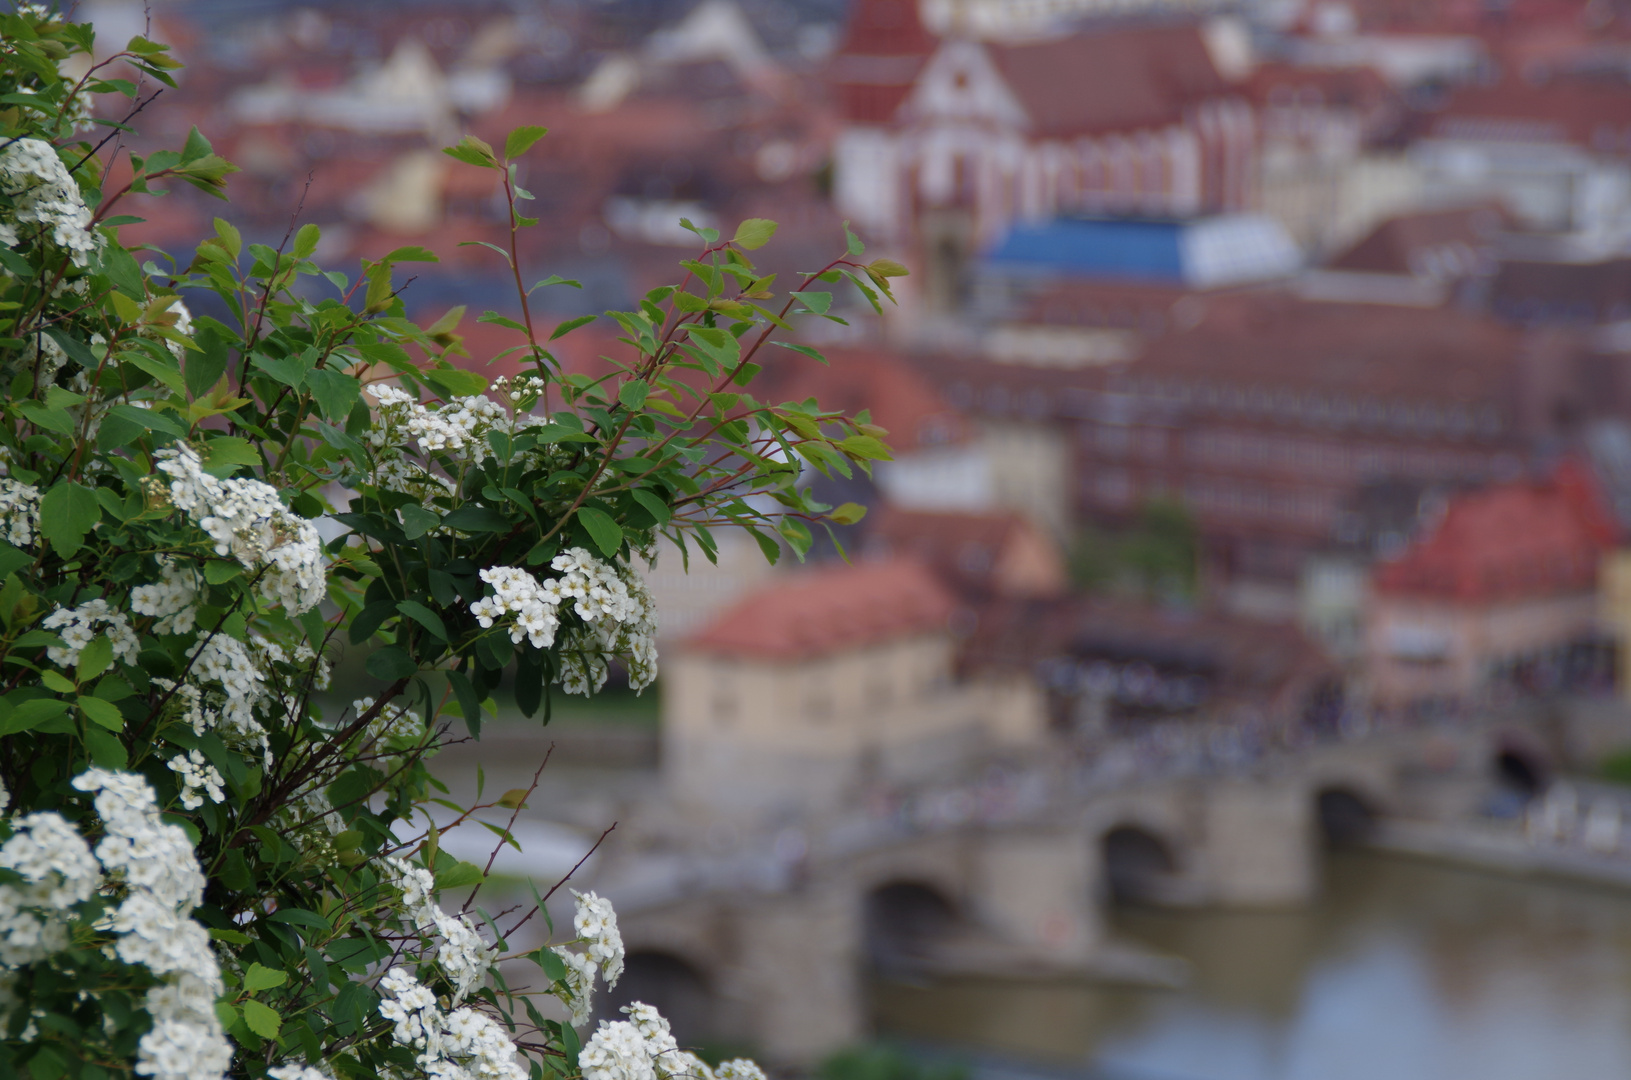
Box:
(986, 218, 1187, 283)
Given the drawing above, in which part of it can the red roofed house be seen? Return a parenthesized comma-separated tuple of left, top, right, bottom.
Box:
(664, 559, 1046, 816)
(829, 10, 1256, 311)
(1364, 461, 1621, 705)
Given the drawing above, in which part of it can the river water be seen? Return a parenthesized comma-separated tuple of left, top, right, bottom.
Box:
(872, 851, 1631, 1080)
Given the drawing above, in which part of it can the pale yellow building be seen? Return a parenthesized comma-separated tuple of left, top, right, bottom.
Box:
(663, 559, 1046, 818)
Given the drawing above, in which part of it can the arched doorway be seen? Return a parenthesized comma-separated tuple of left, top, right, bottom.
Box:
(1494, 744, 1546, 799)
(593, 951, 716, 1047)
(863, 881, 958, 977)
(1101, 825, 1179, 905)
(1315, 787, 1378, 846)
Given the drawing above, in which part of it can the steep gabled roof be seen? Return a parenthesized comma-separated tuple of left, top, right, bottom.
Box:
(984, 25, 1231, 137)
(829, 0, 937, 124)
(684, 559, 954, 660)
(1373, 460, 1620, 602)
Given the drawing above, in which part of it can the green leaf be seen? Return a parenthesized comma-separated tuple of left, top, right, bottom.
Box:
(41, 671, 74, 694)
(209, 927, 252, 945)
(78, 695, 124, 731)
(868, 257, 909, 278)
(843, 220, 865, 256)
(39, 481, 101, 557)
(618, 381, 649, 410)
(82, 725, 127, 768)
(76, 635, 114, 682)
(534, 946, 567, 983)
(204, 560, 240, 585)
(549, 314, 596, 341)
(829, 502, 868, 525)
(120, 344, 188, 393)
(241, 998, 282, 1040)
(447, 668, 483, 738)
(250, 351, 308, 389)
(440, 506, 509, 533)
(103, 403, 188, 443)
(0, 543, 29, 580)
(291, 223, 321, 260)
(434, 860, 485, 891)
(530, 275, 582, 292)
(421, 367, 487, 398)
(366, 646, 417, 681)
(442, 135, 499, 169)
(0, 698, 68, 737)
(242, 962, 289, 994)
(496, 788, 530, 809)
(382, 245, 439, 264)
(732, 218, 778, 250)
(306, 368, 361, 422)
(505, 125, 550, 159)
(576, 507, 623, 558)
(397, 600, 448, 642)
(199, 436, 260, 477)
(629, 488, 671, 526)
(399, 504, 440, 540)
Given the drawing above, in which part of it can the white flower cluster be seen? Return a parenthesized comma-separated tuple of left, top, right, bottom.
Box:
(0, 478, 40, 547)
(149, 632, 274, 768)
(130, 556, 202, 636)
(155, 445, 326, 614)
(371, 384, 513, 457)
(0, 138, 101, 268)
(70, 768, 232, 1080)
(547, 889, 626, 1028)
(469, 549, 658, 693)
(166, 750, 225, 811)
(41, 598, 139, 669)
(0, 811, 100, 965)
(350, 695, 425, 760)
(377, 965, 527, 1080)
(267, 1066, 338, 1080)
(363, 380, 562, 505)
(583, 1003, 765, 1080)
(382, 857, 497, 1004)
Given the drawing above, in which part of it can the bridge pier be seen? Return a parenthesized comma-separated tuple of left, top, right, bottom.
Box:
(970, 826, 1100, 964)
(1202, 778, 1317, 906)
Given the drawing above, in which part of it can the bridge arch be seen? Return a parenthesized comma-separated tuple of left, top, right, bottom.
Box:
(594, 948, 718, 1046)
(862, 880, 960, 977)
(1492, 733, 1549, 799)
(1099, 823, 1181, 905)
(1313, 785, 1380, 846)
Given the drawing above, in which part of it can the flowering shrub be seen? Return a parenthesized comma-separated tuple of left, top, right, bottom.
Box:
(0, 8, 900, 1079)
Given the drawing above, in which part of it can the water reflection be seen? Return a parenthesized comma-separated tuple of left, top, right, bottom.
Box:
(872, 852, 1631, 1079)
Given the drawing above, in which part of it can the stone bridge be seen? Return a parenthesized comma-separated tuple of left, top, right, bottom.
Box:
(587, 711, 1586, 1064)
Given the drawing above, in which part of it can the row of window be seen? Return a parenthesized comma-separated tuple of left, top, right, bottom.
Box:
(1110, 376, 1506, 438)
(1083, 423, 1496, 481)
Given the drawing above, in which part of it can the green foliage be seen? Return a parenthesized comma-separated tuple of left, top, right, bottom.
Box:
(1070, 497, 1200, 602)
(819, 1044, 969, 1080)
(0, 10, 898, 1080)
(1601, 748, 1631, 788)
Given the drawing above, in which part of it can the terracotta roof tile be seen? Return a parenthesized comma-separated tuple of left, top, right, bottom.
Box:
(684, 558, 955, 660)
(1374, 459, 1620, 602)
(985, 25, 1231, 137)
(863, 507, 1067, 600)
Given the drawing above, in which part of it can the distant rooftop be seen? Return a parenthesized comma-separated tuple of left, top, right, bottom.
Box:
(986, 215, 1301, 289)
(683, 559, 954, 660)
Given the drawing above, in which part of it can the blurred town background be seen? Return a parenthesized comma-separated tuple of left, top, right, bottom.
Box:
(71, 0, 1631, 1075)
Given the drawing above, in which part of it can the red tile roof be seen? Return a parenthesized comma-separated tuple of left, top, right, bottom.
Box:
(985, 25, 1232, 138)
(1374, 459, 1620, 602)
(684, 558, 955, 660)
(1430, 79, 1631, 149)
(1327, 203, 1507, 276)
(829, 0, 936, 124)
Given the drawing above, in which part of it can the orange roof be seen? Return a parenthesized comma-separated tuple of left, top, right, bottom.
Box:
(1374, 460, 1620, 602)
(864, 507, 1067, 600)
(684, 559, 954, 660)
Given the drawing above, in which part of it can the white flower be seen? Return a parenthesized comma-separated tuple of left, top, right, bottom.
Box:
(573, 889, 624, 987)
(268, 1065, 338, 1080)
(554, 945, 598, 1027)
(377, 966, 527, 1080)
(166, 749, 225, 810)
(41, 598, 139, 669)
(0, 478, 41, 547)
(0, 811, 101, 965)
(581, 1019, 660, 1080)
(130, 556, 201, 635)
(0, 138, 101, 268)
(154, 445, 326, 613)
